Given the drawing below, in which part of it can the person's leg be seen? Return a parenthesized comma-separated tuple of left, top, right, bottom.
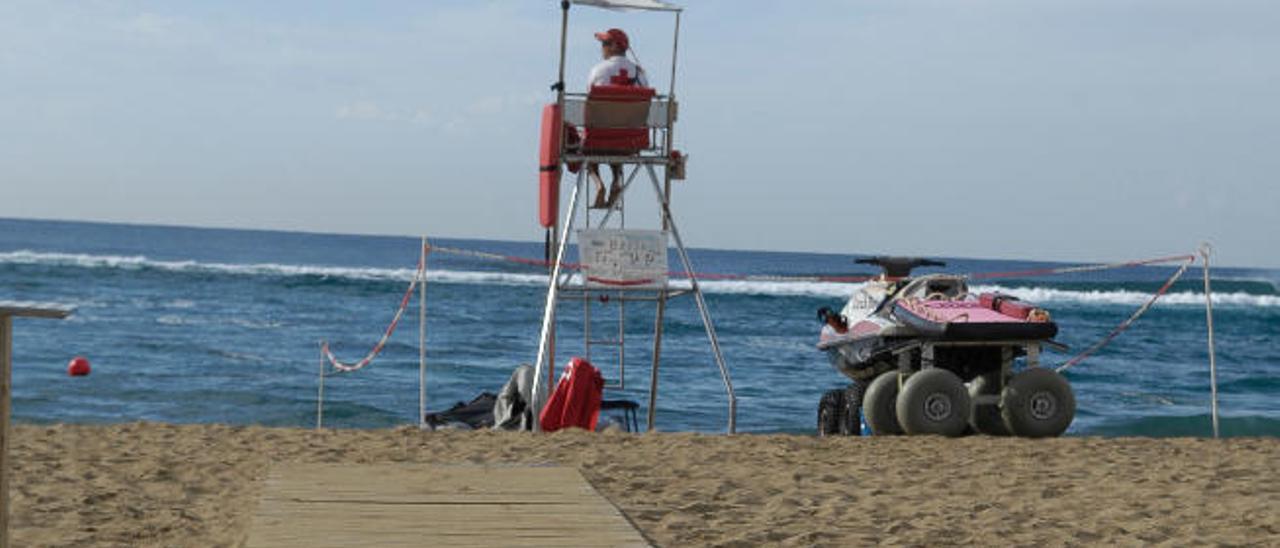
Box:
(606, 163, 624, 207)
(587, 163, 608, 208)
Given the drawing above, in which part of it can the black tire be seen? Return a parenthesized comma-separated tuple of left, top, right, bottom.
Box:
(862, 372, 904, 435)
(969, 373, 1011, 436)
(896, 368, 971, 437)
(840, 382, 865, 436)
(817, 389, 845, 437)
(1001, 368, 1075, 438)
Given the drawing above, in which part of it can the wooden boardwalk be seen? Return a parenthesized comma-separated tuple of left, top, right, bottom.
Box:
(246, 464, 650, 547)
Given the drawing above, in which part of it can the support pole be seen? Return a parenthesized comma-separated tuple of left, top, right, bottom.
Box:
(531, 181, 583, 432)
(618, 291, 626, 389)
(549, 0, 570, 295)
(316, 342, 325, 430)
(0, 303, 71, 547)
(419, 237, 428, 429)
(647, 295, 666, 431)
(645, 165, 737, 434)
(556, 1, 570, 101)
(668, 11, 681, 99)
(1200, 243, 1220, 439)
(0, 315, 11, 548)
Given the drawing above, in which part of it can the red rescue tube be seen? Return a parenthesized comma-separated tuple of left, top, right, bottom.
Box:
(979, 292, 1038, 320)
(538, 103, 562, 228)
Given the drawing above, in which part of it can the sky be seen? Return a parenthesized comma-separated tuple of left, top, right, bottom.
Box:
(1, 1, 1277, 267)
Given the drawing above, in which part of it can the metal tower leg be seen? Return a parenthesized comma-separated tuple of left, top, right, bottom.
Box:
(644, 164, 737, 434)
(647, 294, 666, 431)
(531, 179, 582, 432)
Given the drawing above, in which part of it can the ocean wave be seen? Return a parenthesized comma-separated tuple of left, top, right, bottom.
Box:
(967, 284, 1280, 308)
(0, 250, 420, 282)
(1086, 414, 1280, 437)
(690, 279, 1278, 308)
(1218, 275, 1280, 293)
(3, 250, 1277, 308)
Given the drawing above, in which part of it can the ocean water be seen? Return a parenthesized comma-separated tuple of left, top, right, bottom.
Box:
(1, 217, 1276, 437)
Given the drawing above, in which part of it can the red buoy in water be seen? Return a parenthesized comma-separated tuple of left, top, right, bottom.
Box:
(67, 356, 91, 377)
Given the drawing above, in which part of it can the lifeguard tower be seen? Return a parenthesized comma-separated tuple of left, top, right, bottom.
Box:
(532, 0, 736, 433)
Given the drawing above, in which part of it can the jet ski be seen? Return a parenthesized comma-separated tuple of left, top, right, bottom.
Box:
(814, 257, 1074, 439)
(817, 257, 1057, 379)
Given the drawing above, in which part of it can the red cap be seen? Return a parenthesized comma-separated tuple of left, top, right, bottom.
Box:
(594, 28, 629, 50)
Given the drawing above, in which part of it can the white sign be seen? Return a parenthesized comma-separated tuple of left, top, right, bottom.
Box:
(578, 229, 668, 289)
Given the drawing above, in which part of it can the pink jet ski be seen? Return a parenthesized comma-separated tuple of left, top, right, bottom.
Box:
(815, 257, 1074, 439)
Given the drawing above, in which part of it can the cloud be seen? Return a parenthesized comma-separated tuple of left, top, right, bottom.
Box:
(334, 102, 439, 127)
(335, 101, 391, 121)
(334, 91, 540, 132)
(466, 92, 544, 116)
(411, 108, 432, 125)
(124, 13, 179, 37)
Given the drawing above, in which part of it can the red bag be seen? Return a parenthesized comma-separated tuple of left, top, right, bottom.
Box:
(539, 357, 604, 432)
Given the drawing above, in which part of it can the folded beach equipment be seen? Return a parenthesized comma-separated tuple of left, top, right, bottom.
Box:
(539, 357, 605, 432)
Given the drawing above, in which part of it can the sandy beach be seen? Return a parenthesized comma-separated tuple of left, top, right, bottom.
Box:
(6, 423, 1276, 547)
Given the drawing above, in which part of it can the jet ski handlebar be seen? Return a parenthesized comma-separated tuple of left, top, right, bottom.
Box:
(855, 256, 946, 278)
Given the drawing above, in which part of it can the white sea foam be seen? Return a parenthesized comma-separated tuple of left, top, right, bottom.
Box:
(968, 284, 1280, 308)
(3, 250, 1277, 308)
(0, 250, 420, 282)
(694, 279, 1278, 308)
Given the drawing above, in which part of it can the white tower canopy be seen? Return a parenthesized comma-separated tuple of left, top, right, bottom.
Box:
(571, 0, 681, 12)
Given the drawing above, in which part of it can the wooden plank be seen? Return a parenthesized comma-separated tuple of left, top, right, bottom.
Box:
(0, 301, 74, 319)
(247, 464, 649, 548)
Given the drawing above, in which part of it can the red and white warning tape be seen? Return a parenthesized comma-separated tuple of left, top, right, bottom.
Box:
(967, 254, 1197, 281)
(1055, 255, 1196, 372)
(425, 245, 1196, 285)
(322, 253, 425, 373)
(341, 243, 1198, 374)
(427, 244, 581, 270)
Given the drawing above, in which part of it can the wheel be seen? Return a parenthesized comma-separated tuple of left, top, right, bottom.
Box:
(840, 383, 865, 436)
(817, 389, 845, 437)
(1001, 368, 1075, 438)
(862, 372, 904, 435)
(969, 373, 1011, 436)
(896, 368, 971, 437)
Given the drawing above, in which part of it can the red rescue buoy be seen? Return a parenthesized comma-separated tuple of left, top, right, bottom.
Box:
(67, 356, 91, 376)
(538, 103, 562, 228)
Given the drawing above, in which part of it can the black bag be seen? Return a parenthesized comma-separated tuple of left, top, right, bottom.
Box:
(423, 392, 498, 430)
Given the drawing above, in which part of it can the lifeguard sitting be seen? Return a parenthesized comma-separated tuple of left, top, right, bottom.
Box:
(586, 28, 648, 209)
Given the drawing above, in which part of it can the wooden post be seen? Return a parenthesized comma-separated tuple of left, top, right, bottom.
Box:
(1, 314, 12, 548)
(0, 302, 73, 547)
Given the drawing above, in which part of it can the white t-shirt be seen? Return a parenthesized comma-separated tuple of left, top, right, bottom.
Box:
(587, 55, 649, 88)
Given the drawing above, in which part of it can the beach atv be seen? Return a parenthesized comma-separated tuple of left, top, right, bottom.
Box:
(815, 257, 1075, 438)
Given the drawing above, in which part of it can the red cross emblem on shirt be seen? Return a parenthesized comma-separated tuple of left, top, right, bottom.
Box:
(610, 68, 636, 86)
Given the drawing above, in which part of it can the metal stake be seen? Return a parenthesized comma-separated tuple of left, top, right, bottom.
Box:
(316, 342, 325, 430)
(1200, 243, 1220, 439)
(419, 237, 428, 428)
